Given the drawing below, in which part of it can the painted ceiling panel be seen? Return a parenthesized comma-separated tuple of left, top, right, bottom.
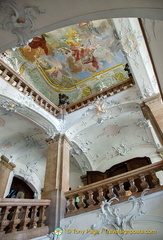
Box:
(1, 19, 129, 105)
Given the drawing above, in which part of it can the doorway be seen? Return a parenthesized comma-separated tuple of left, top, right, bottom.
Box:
(9, 176, 35, 199)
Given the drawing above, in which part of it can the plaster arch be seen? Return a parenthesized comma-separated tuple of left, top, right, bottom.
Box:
(70, 141, 93, 173)
(0, 0, 163, 53)
(0, 80, 60, 137)
(11, 175, 38, 197)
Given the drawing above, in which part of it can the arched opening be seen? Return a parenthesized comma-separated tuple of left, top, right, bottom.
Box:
(9, 176, 35, 199)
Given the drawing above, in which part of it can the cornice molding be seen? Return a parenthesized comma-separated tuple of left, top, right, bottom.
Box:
(0, 155, 16, 170)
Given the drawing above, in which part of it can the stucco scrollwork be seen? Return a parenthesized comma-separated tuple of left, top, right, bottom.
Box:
(0, 0, 45, 47)
(0, 99, 21, 114)
(112, 143, 131, 156)
(137, 118, 149, 128)
(19, 160, 38, 183)
(92, 189, 149, 240)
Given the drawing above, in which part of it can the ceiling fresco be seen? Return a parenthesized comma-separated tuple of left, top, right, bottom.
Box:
(2, 19, 129, 105)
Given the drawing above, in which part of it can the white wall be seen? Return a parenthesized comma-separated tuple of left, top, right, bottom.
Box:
(61, 191, 163, 240)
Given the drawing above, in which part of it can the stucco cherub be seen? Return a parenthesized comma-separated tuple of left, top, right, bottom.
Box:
(93, 98, 107, 116)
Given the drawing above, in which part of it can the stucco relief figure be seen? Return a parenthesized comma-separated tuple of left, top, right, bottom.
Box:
(93, 99, 106, 116)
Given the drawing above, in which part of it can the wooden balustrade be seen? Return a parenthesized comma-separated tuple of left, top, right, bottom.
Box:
(0, 59, 60, 117)
(0, 198, 51, 238)
(65, 161, 163, 217)
(0, 59, 135, 116)
(64, 76, 135, 114)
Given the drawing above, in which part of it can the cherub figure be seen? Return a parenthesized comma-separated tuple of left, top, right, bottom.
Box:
(93, 98, 106, 116)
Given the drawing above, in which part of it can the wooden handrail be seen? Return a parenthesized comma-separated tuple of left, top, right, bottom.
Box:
(0, 198, 51, 237)
(65, 161, 163, 217)
(65, 161, 163, 197)
(0, 198, 51, 207)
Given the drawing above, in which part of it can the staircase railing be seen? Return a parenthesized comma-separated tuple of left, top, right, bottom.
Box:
(65, 161, 163, 217)
(0, 198, 51, 240)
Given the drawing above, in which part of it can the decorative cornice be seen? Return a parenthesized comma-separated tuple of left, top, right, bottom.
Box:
(0, 155, 16, 170)
(92, 189, 159, 240)
(157, 147, 163, 159)
(46, 134, 60, 144)
(142, 93, 161, 107)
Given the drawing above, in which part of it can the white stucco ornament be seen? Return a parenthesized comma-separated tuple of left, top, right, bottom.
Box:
(19, 161, 38, 183)
(92, 189, 149, 240)
(0, 0, 45, 47)
(112, 143, 131, 156)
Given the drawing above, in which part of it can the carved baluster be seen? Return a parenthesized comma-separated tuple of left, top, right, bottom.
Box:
(37, 206, 47, 227)
(19, 206, 31, 230)
(128, 178, 138, 193)
(7, 206, 22, 233)
(77, 193, 85, 209)
(66, 196, 75, 213)
(0, 206, 10, 236)
(150, 170, 160, 187)
(97, 187, 105, 204)
(139, 174, 149, 190)
(40, 99, 45, 106)
(16, 80, 23, 90)
(87, 190, 96, 208)
(118, 181, 126, 197)
(9, 75, 16, 84)
(35, 94, 39, 103)
(29, 90, 35, 100)
(49, 106, 53, 113)
(45, 102, 49, 111)
(2, 69, 8, 78)
(29, 206, 39, 229)
(23, 85, 29, 94)
(53, 108, 57, 116)
(107, 184, 116, 199)
(13, 206, 22, 232)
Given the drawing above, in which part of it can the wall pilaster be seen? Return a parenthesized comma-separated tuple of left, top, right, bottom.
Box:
(42, 134, 72, 232)
(0, 155, 16, 197)
(141, 94, 163, 145)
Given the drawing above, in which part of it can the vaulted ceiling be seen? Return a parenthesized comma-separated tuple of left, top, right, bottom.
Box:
(1, 19, 129, 105)
(0, 0, 163, 192)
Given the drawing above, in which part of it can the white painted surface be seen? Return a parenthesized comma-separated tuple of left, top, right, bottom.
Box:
(61, 191, 163, 240)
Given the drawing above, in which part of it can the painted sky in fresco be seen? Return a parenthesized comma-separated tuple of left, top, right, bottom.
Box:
(2, 19, 130, 104)
(19, 19, 127, 89)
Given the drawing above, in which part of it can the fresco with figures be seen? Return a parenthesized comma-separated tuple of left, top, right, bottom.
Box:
(1, 19, 130, 105)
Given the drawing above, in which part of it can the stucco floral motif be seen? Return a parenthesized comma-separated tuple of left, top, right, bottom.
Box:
(0, 0, 45, 47)
(19, 161, 38, 183)
(112, 143, 131, 156)
(122, 33, 138, 53)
